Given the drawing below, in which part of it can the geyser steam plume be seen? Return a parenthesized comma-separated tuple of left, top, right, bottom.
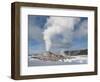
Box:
(43, 17, 80, 52)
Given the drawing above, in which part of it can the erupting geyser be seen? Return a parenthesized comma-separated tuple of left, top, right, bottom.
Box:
(43, 17, 80, 52)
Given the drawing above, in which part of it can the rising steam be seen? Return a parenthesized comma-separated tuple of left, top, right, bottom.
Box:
(43, 17, 80, 51)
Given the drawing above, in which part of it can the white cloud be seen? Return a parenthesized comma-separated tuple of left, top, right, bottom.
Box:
(43, 16, 80, 51)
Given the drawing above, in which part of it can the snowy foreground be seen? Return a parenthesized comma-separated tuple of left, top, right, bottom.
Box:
(28, 55, 87, 66)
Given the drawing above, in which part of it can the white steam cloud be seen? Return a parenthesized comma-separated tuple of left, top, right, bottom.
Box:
(43, 17, 80, 51)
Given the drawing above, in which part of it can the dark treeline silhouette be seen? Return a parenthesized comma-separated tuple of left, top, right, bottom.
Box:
(64, 49, 88, 56)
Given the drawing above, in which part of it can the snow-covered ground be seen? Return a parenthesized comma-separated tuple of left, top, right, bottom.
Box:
(28, 55, 87, 66)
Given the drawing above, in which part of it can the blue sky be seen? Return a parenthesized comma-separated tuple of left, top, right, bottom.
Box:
(28, 15, 88, 54)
